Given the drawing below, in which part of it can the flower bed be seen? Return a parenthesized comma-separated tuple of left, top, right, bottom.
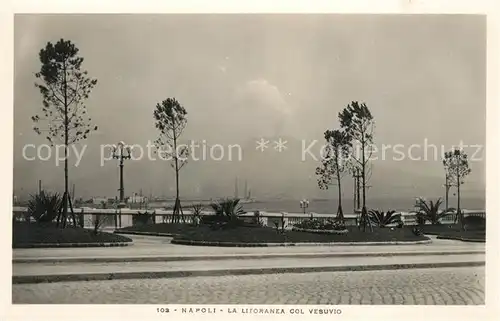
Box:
(292, 227, 348, 234)
(293, 218, 348, 234)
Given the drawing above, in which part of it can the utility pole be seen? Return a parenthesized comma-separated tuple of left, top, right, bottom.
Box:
(234, 177, 239, 199)
(38, 180, 42, 195)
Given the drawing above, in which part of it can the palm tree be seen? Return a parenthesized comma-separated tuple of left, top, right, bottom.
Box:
(368, 210, 402, 227)
(27, 191, 63, 223)
(415, 198, 454, 225)
(210, 198, 245, 220)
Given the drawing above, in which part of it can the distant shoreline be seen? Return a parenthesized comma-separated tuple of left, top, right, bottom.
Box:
(147, 197, 485, 214)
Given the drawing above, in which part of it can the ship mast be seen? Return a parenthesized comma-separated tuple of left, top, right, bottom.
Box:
(234, 177, 239, 199)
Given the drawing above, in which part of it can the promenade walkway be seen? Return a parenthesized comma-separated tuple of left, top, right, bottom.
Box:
(12, 234, 485, 286)
(12, 234, 485, 262)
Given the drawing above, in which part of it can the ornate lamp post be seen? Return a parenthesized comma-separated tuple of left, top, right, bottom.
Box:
(112, 141, 131, 205)
(300, 199, 309, 217)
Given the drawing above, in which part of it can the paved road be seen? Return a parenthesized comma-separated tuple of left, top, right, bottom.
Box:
(12, 235, 485, 260)
(12, 267, 484, 305)
(12, 253, 484, 276)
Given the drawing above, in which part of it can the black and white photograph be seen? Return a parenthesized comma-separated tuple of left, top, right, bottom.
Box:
(7, 7, 494, 313)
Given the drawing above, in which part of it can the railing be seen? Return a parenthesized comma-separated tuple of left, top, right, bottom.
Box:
(12, 207, 486, 229)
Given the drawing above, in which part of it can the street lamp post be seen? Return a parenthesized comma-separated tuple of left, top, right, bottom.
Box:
(300, 199, 310, 218)
(112, 141, 132, 204)
(112, 142, 131, 228)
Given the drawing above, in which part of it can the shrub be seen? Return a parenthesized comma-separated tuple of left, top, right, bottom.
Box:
(412, 226, 423, 236)
(294, 218, 346, 231)
(463, 215, 486, 229)
(277, 213, 288, 232)
(294, 218, 322, 230)
(368, 210, 402, 227)
(210, 198, 246, 218)
(415, 198, 453, 225)
(191, 204, 204, 226)
(27, 191, 62, 223)
(200, 214, 229, 225)
(415, 212, 426, 226)
(133, 211, 155, 226)
(92, 215, 106, 234)
(252, 211, 265, 227)
(77, 212, 85, 228)
(205, 198, 246, 230)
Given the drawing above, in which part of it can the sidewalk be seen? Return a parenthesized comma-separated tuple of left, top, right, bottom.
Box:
(12, 235, 485, 284)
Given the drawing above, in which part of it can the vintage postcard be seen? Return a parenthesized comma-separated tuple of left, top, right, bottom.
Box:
(2, 0, 499, 320)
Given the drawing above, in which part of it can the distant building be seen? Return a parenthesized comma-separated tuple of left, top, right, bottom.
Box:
(92, 197, 108, 205)
(128, 194, 147, 204)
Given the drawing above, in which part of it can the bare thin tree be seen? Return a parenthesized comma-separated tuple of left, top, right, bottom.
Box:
(153, 98, 188, 224)
(316, 129, 351, 224)
(32, 39, 98, 228)
(339, 101, 375, 232)
(443, 148, 471, 230)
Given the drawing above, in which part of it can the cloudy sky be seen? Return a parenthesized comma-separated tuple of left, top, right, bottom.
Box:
(14, 14, 486, 201)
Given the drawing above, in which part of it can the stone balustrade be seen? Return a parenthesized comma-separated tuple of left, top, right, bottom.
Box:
(12, 206, 486, 229)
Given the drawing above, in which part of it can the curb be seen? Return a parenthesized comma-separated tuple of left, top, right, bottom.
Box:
(114, 231, 177, 237)
(12, 261, 485, 284)
(437, 235, 485, 243)
(115, 231, 432, 246)
(13, 250, 485, 264)
(13, 242, 131, 249)
(170, 238, 432, 247)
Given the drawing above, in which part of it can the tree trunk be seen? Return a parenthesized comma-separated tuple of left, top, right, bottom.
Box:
(171, 117, 181, 224)
(63, 61, 69, 228)
(457, 167, 462, 230)
(360, 137, 373, 232)
(361, 142, 367, 232)
(336, 169, 344, 223)
(356, 168, 361, 210)
(62, 133, 69, 227)
(68, 195, 77, 227)
(445, 174, 450, 210)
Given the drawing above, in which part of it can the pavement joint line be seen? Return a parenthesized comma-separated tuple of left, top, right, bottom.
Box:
(11, 261, 485, 284)
(12, 250, 486, 264)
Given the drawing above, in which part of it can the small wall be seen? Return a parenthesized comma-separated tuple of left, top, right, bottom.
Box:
(12, 207, 486, 229)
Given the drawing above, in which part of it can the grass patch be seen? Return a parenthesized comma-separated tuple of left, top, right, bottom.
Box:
(12, 222, 132, 248)
(116, 223, 194, 235)
(438, 230, 485, 242)
(420, 224, 485, 241)
(171, 225, 429, 244)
